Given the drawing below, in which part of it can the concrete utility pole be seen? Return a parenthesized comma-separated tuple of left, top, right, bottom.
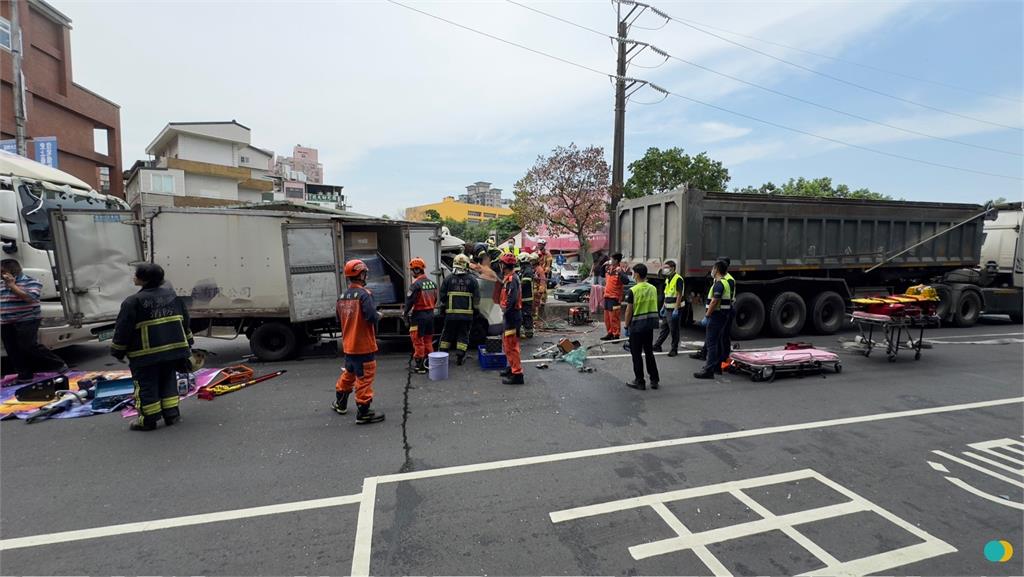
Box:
(11, 0, 28, 156)
(609, 1, 648, 254)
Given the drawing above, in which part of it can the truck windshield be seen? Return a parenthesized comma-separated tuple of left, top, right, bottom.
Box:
(19, 183, 124, 250)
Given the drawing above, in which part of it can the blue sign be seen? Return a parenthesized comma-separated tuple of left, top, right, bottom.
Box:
(33, 136, 58, 168)
(0, 140, 16, 154)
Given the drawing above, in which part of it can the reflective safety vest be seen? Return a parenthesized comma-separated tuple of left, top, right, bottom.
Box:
(663, 273, 684, 309)
(110, 285, 193, 367)
(628, 281, 659, 322)
(706, 275, 734, 309)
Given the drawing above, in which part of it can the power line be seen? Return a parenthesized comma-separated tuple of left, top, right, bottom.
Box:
(387, 0, 1023, 182)
(616, 0, 1024, 132)
(507, 0, 1022, 157)
(668, 14, 1024, 105)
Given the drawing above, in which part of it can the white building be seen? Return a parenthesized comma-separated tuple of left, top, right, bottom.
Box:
(125, 121, 278, 210)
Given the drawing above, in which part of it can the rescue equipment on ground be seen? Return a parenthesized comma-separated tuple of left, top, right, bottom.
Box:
(569, 306, 590, 326)
(728, 348, 841, 382)
(197, 370, 286, 400)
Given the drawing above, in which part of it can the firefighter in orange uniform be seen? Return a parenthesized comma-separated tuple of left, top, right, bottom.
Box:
(601, 253, 629, 341)
(534, 239, 552, 323)
(405, 257, 438, 375)
(498, 252, 525, 385)
(334, 259, 385, 424)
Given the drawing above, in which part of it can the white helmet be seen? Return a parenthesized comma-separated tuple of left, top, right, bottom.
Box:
(453, 253, 471, 271)
(537, 238, 547, 246)
(518, 252, 532, 264)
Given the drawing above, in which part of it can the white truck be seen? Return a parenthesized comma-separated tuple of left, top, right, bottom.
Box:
(974, 202, 1023, 323)
(1, 150, 137, 352)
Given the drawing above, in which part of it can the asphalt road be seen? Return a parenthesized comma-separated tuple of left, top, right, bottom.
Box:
(1, 318, 1022, 575)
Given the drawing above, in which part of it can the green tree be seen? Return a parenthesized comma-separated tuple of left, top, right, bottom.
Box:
(624, 147, 730, 199)
(734, 177, 890, 200)
(423, 209, 442, 222)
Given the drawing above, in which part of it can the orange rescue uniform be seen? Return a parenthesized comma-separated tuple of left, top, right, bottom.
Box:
(405, 274, 438, 361)
(500, 271, 524, 375)
(335, 283, 380, 406)
(604, 267, 628, 338)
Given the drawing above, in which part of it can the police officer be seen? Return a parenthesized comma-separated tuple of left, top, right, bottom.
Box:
(334, 259, 385, 424)
(518, 252, 536, 338)
(689, 257, 735, 362)
(694, 260, 732, 379)
(110, 263, 193, 431)
(654, 260, 684, 356)
(439, 254, 480, 365)
(623, 263, 660, 390)
(405, 257, 438, 375)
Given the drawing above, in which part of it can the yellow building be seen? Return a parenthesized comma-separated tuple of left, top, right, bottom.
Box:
(406, 196, 513, 223)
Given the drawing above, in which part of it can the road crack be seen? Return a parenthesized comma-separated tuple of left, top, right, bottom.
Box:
(399, 361, 415, 473)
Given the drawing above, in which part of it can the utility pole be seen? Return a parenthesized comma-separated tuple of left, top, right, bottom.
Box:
(609, 1, 647, 254)
(11, 0, 28, 156)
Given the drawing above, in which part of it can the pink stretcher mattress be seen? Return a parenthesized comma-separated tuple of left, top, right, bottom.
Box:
(730, 349, 839, 366)
(851, 311, 894, 322)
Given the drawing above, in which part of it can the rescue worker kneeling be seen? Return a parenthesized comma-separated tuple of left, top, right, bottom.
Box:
(334, 259, 385, 424)
(498, 252, 525, 385)
(405, 257, 438, 375)
(110, 263, 193, 431)
(439, 254, 480, 365)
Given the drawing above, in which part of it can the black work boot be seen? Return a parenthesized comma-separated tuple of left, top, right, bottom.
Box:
(332, 391, 350, 415)
(693, 370, 715, 379)
(600, 333, 615, 341)
(626, 380, 646, 390)
(689, 351, 706, 360)
(667, 349, 678, 357)
(650, 380, 660, 389)
(456, 352, 466, 366)
(653, 345, 663, 353)
(129, 416, 158, 431)
(411, 358, 428, 375)
(499, 366, 512, 377)
(502, 372, 525, 385)
(163, 408, 181, 427)
(356, 403, 385, 424)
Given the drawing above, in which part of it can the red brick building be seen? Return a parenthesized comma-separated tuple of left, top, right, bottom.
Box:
(0, 0, 122, 197)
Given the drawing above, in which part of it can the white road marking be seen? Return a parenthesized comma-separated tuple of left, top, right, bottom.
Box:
(943, 476, 1024, 511)
(932, 450, 1024, 489)
(551, 469, 955, 575)
(650, 502, 732, 577)
(378, 397, 1024, 485)
(927, 461, 950, 473)
(925, 332, 1023, 340)
(968, 438, 1024, 464)
(350, 477, 379, 577)
(961, 451, 1024, 476)
(0, 493, 363, 552)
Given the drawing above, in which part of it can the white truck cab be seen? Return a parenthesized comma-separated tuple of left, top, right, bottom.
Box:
(0, 150, 140, 353)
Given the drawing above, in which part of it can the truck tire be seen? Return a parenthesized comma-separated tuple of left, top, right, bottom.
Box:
(731, 293, 765, 340)
(952, 291, 981, 327)
(1010, 312, 1024, 324)
(809, 291, 845, 334)
(768, 291, 807, 337)
(250, 321, 298, 361)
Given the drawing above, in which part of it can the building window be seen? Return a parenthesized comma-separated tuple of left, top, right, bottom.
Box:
(467, 218, 481, 223)
(0, 17, 11, 52)
(240, 155, 251, 164)
(467, 210, 481, 217)
(483, 213, 496, 219)
(152, 173, 174, 194)
(97, 167, 111, 193)
(261, 192, 274, 202)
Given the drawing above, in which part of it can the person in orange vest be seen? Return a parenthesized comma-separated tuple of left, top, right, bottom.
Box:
(601, 253, 630, 341)
(334, 259, 385, 424)
(405, 257, 438, 375)
(498, 252, 525, 385)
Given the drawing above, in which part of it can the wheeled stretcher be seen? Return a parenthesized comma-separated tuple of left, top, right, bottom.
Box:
(728, 348, 841, 382)
(850, 311, 939, 361)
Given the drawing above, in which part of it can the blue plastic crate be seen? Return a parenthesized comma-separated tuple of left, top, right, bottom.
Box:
(477, 345, 508, 370)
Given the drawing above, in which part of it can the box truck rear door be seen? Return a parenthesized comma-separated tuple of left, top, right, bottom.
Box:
(49, 208, 144, 326)
(282, 223, 341, 323)
(408, 225, 441, 282)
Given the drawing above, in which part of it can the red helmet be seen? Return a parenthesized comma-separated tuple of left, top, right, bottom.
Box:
(499, 252, 517, 266)
(409, 257, 427, 270)
(344, 259, 368, 277)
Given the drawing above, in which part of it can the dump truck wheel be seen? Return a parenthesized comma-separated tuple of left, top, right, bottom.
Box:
(952, 291, 981, 327)
(809, 291, 845, 334)
(768, 291, 806, 337)
(250, 321, 298, 361)
(731, 293, 765, 340)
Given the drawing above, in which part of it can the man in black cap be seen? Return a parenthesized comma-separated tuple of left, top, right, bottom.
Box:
(694, 259, 732, 379)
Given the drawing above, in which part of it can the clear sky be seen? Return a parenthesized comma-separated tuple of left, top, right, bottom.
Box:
(61, 0, 1022, 216)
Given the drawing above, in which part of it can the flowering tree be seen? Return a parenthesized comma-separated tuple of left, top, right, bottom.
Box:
(512, 143, 610, 267)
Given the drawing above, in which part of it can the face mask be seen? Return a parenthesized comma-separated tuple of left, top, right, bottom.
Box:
(661, 267, 672, 275)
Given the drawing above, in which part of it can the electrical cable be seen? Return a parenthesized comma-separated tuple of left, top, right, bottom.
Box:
(617, 0, 1023, 132)
(390, 0, 1023, 181)
(508, 0, 1022, 157)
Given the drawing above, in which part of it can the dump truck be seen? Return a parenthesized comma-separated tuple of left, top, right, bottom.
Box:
(616, 188, 1013, 339)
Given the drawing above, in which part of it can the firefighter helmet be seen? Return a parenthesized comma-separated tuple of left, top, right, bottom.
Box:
(409, 257, 427, 270)
(473, 243, 489, 259)
(537, 238, 547, 246)
(499, 252, 517, 266)
(344, 259, 368, 277)
(529, 251, 540, 263)
(518, 252, 532, 263)
(453, 254, 471, 271)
